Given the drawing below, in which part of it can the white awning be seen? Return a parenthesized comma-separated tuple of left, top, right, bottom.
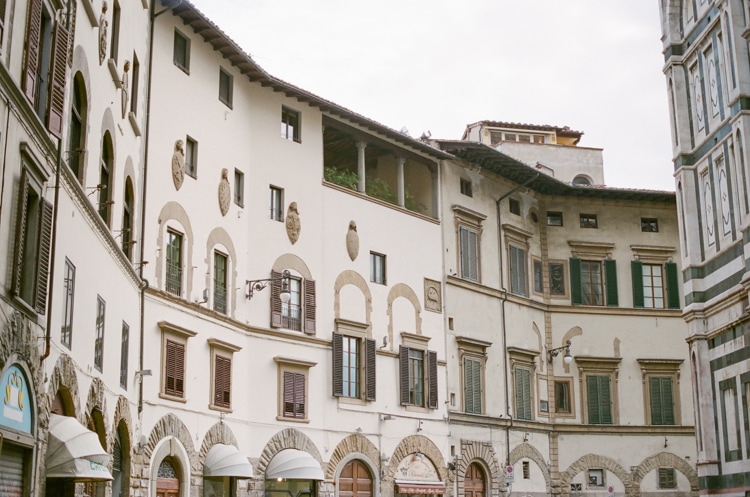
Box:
(204, 444, 253, 478)
(265, 449, 324, 480)
(46, 414, 113, 481)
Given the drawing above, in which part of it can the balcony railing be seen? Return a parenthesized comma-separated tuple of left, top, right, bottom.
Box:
(214, 286, 227, 314)
(166, 262, 182, 296)
(282, 304, 301, 331)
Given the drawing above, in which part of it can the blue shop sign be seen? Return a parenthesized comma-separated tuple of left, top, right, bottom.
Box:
(0, 365, 32, 434)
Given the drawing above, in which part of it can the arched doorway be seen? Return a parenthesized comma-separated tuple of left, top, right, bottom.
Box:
(339, 460, 373, 497)
(157, 458, 180, 497)
(464, 463, 486, 497)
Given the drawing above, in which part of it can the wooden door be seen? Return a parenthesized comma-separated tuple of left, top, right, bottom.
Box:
(464, 463, 485, 497)
(339, 460, 373, 497)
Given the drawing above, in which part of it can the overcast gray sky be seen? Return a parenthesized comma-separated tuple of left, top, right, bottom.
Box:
(189, 0, 673, 191)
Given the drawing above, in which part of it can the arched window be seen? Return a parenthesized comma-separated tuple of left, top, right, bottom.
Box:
(99, 132, 114, 226)
(68, 74, 87, 182)
(122, 178, 134, 259)
(572, 175, 591, 186)
(112, 423, 130, 497)
(157, 458, 180, 497)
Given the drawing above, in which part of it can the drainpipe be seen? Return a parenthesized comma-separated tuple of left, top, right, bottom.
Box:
(495, 172, 539, 466)
(42, 0, 74, 363)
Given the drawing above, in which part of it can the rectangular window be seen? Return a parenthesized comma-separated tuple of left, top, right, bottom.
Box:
(94, 296, 105, 372)
(460, 178, 472, 197)
(13, 168, 52, 314)
(281, 106, 300, 142)
(399, 346, 437, 409)
(581, 260, 604, 305)
(586, 375, 613, 424)
(61, 258, 75, 349)
(641, 217, 659, 232)
(110, 0, 120, 62)
(555, 381, 571, 413)
(213, 251, 227, 314)
(463, 356, 482, 414)
(120, 322, 129, 389)
(185, 136, 197, 178)
(270, 186, 283, 221)
(164, 339, 185, 398)
(370, 252, 386, 285)
(218, 67, 233, 107)
(173, 29, 190, 73)
(649, 376, 675, 425)
(282, 276, 302, 331)
(509, 245, 527, 296)
(234, 169, 244, 207)
(283, 371, 306, 418)
(658, 468, 676, 489)
(459, 226, 479, 282)
(509, 198, 520, 215)
(588, 469, 604, 487)
(165, 230, 183, 296)
(130, 53, 139, 115)
(515, 366, 532, 420)
(580, 213, 598, 228)
(213, 355, 232, 408)
(719, 378, 741, 461)
(332, 333, 376, 401)
(409, 348, 425, 407)
(643, 264, 665, 308)
(547, 211, 563, 226)
(522, 461, 530, 479)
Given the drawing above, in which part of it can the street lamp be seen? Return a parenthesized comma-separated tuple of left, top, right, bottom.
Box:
(548, 340, 573, 364)
(246, 270, 291, 303)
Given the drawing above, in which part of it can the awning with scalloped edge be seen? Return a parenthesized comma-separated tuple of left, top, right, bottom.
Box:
(46, 414, 113, 481)
(265, 449, 323, 480)
(204, 444, 253, 478)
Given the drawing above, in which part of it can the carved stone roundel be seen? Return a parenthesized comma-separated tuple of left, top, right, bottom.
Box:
(286, 202, 301, 244)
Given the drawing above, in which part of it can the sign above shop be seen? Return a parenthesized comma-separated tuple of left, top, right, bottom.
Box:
(1, 365, 32, 434)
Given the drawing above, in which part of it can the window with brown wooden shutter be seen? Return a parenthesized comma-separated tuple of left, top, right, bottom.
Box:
(365, 338, 376, 401)
(213, 355, 231, 408)
(332, 332, 343, 397)
(399, 346, 410, 405)
(22, 0, 42, 102)
(427, 350, 438, 409)
(47, 18, 69, 138)
(283, 371, 305, 418)
(303, 279, 316, 334)
(164, 339, 185, 398)
(270, 270, 283, 328)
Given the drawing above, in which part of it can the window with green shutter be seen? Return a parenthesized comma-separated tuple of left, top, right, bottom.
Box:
(649, 376, 675, 425)
(586, 375, 613, 424)
(570, 258, 617, 306)
(509, 245, 527, 296)
(515, 367, 532, 420)
(464, 357, 482, 414)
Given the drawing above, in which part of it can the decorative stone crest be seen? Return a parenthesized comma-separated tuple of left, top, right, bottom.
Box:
(171, 140, 185, 191)
(98, 2, 108, 66)
(218, 168, 231, 216)
(346, 220, 359, 261)
(121, 60, 129, 119)
(285, 202, 301, 244)
(424, 278, 442, 313)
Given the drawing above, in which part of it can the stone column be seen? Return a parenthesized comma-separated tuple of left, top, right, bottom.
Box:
(396, 156, 406, 207)
(356, 141, 367, 193)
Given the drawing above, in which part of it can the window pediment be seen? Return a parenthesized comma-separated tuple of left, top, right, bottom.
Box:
(401, 331, 430, 348)
(273, 356, 317, 369)
(502, 223, 533, 245)
(568, 240, 615, 259)
(207, 338, 241, 353)
(158, 320, 197, 339)
(630, 245, 676, 264)
(453, 205, 487, 226)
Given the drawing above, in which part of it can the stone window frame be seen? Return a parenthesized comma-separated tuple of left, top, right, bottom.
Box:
(657, 468, 677, 489)
(218, 66, 233, 108)
(630, 244, 679, 310)
(333, 319, 375, 406)
(158, 321, 197, 403)
(508, 347, 538, 421)
(576, 356, 621, 425)
(453, 204, 486, 284)
(399, 332, 437, 412)
(587, 468, 605, 488)
(568, 240, 616, 307)
(637, 359, 683, 426)
(456, 336, 491, 415)
(553, 377, 576, 418)
(532, 258, 568, 299)
(274, 356, 316, 423)
(208, 338, 241, 413)
(503, 223, 532, 297)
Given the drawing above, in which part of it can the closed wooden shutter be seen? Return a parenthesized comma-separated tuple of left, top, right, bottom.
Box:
(165, 339, 184, 397)
(12, 171, 30, 298)
(587, 375, 612, 424)
(464, 357, 482, 414)
(665, 262, 680, 309)
(569, 258, 582, 305)
(515, 367, 531, 420)
(0, 443, 25, 495)
(0, 0, 7, 49)
(631, 261, 644, 308)
(364, 337, 376, 401)
(427, 350, 438, 409)
(270, 270, 282, 328)
(35, 199, 52, 314)
(214, 355, 231, 407)
(23, 0, 42, 102)
(649, 376, 675, 425)
(332, 332, 343, 397)
(47, 16, 69, 138)
(399, 346, 410, 405)
(283, 371, 305, 418)
(304, 279, 316, 334)
(604, 259, 618, 306)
